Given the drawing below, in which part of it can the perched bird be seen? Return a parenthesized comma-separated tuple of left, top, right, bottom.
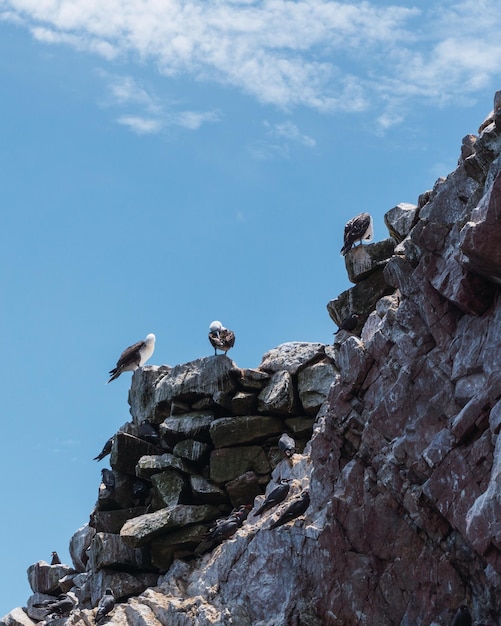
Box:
(340, 212, 374, 256)
(278, 433, 296, 458)
(195, 505, 251, 554)
(451, 604, 472, 626)
(93, 436, 114, 461)
(253, 479, 291, 517)
(208, 321, 235, 356)
(334, 313, 360, 335)
(269, 489, 310, 529)
(34, 593, 75, 616)
(50, 551, 61, 565)
(107, 333, 156, 383)
(136, 420, 162, 446)
(101, 468, 115, 490)
(95, 588, 115, 624)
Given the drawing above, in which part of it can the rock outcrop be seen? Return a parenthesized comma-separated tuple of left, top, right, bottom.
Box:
(3, 91, 501, 626)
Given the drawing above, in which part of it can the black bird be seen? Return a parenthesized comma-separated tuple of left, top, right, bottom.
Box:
(50, 551, 61, 565)
(278, 433, 296, 458)
(101, 469, 115, 490)
(269, 490, 310, 529)
(34, 593, 75, 616)
(95, 588, 115, 624)
(107, 333, 155, 383)
(451, 604, 472, 626)
(195, 505, 251, 554)
(208, 320, 235, 356)
(137, 420, 162, 446)
(340, 212, 373, 256)
(253, 479, 291, 517)
(94, 436, 114, 461)
(334, 313, 360, 335)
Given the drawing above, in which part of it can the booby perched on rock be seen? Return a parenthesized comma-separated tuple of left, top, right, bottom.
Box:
(107, 333, 156, 383)
(95, 588, 115, 624)
(208, 321, 235, 356)
(340, 212, 373, 255)
(269, 489, 310, 529)
(253, 479, 291, 517)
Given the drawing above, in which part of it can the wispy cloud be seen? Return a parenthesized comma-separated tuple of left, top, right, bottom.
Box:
(2, 0, 501, 124)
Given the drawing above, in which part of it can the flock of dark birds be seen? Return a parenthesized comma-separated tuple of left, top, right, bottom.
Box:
(37, 216, 473, 624)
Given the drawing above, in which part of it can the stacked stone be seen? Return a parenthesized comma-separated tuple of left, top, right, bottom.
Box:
(36, 345, 331, 612)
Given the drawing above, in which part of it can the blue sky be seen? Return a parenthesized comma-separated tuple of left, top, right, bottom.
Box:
(1, 0, 500, 615)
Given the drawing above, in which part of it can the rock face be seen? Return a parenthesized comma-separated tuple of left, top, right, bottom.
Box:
(3, 91, 501, 626)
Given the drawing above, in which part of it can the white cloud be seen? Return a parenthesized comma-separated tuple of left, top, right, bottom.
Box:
(117, 115, 164, 135)
(267, 121, 316, 148)
(2, 0, 501, 122)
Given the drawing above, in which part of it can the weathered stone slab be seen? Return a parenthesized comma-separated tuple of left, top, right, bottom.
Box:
(69, 524, 95, 573)
(237, 368, 271, 390)
(120, 504, 221, 547)
(231, 391, 258, 415)
(87, 532, 151, 572)
(150, 524, 209, 570)
(136, 453, 193, 479)
(209, 415, 284, 448)
(159, 413, 214, 446)
(0, 607, 37, 626)
(345, 238, 396, 284)
(258, 371, 298, 416)
(259, 342, 325, 374)
(189, 475, 227, 505)
(173, 439, 210, 463)
(110, 432, 162, 475)
(129, 365, 171, 424)
(27, 561, 75, 595)
(297, 360, 336, 414)
(89, 507, 148, 534)
(151, 471, 187, 507)
(284, 416, 315, 436)
(79, 569, 158, 607)
(210, 446, 270, 483)
(225, 471, 262, 507)
(154, 357, 238, 406)
(384, 203, 419, 243)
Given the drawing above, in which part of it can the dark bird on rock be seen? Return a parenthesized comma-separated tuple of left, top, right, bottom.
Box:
(451, 604, 472, 626)
(253, 479, 291, 517)
(137, 420, 162, 446)
(195, 505, 251, 554)
(107, 333, 156, 383)
(340, 212, 374, 256)
(334, 313, 360, 335)
(269, 489, 310, 529)
(95, 588, 115, 624)
(93, 436, 114, 461)
(208, 320, 235, 356)
(101, 468, 115, 490)
(50, 551, 61, 565)
(278, 432, 296, 458)
(34, 593, 75, 616)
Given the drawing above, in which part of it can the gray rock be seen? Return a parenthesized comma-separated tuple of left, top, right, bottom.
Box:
(172, 439, 210, 464)
(136, 453, 193, 479)
(225, 471, 262, 507)
(110, 432, 162, 475)
(0, 608, 37, 626)
(87, 533, 151, 572)
(297, 360, 336, 414)
(129, 365, 171, 424)
(209, 415, 284, 448)
(259, 342, 325, 374)
(150, 524, 210, 571)
(151, 470, 187, 507)
(258, 371, 298, 416)
(384, 202, 419, 243)
(69, 524, 95, 573)
(344, 238, 396, 284)
(159, 413, 215, 446)
(27, 561, 75, 595)
(90, 507, 148, 534)
(189, 475, 227, 505)
(237, 368, 271, 390)
(230, 391, 258, 415)
(120, 505, 221, 547)
(210, 446, 271, 483)
(78, 569, 158, 608)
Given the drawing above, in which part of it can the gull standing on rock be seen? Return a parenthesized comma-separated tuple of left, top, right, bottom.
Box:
(340, 212, 373, 256)
(208, 321, 235, 356)
(107, 333, 156, 383)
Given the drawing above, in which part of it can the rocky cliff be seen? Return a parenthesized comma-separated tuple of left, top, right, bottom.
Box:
(3, 91, 501, 626)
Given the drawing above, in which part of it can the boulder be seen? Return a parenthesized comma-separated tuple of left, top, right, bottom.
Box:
(225, 471, 262, 507)
(209, 415, 284, 448)
(89, 507, 148, 534)
(259, 342, 325, 374)
(110, 432, 162, 475)
(297, 360, 336, 414)
(26, 561, 75, 595)
(0, 608, 36, 626)
(159, 413, 215, 446)
(344, 238, 396, 284)
(258, 371, 298, 416)
(87, 532, 151, 572)
(136, 453, 193, 479)
(384, 203, 419, 243)
(189, 475, 227, 505)
(231, 391, 258, 415)
(151, 471, 187, 508)
(237, 368, 271, 390)
(172, 439, 210, 464)
(210, 446, 271, 483)
(69, 524, 96, 573)
(120, 505, 221, 547)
